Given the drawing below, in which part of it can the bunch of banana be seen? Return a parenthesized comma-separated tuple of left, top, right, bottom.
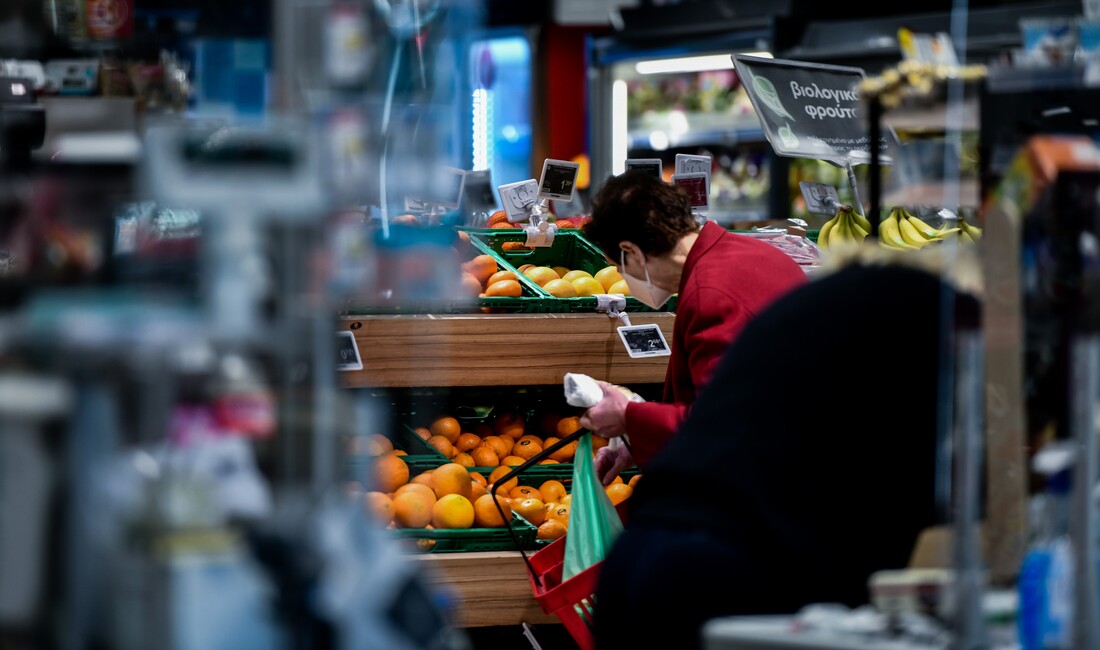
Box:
(955, 217, 982, 243)
(817, 204, 872, 251)
(878, 207, 973, 250)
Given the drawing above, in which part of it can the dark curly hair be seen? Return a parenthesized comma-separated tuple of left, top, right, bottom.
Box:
(583, 170, 701, 260)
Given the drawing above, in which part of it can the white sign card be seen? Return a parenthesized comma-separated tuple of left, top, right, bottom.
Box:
(537, 159, 580, 202)
(336, 331, 363, 371)
(617, 324, 672, 358)
(625, 158, 663, 179)
(499, 179, 539, 223)
(671, 172, 709, 211)
(675, 154, 711, 175)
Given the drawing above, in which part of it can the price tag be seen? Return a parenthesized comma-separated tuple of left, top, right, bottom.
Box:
(537, 159, 580, 202)
(732, 54, 899, 164)
(498, 179, 539, 223)
(403, 197, 426, 214)
(798, 182, 841, 215)
(617, 324, 671, 358)
(462, 169, 497, 214)
(336, 331, 363, 371)
(671, 172, 709, 212)
(625, 158, 663, 179)
(674, 154, 711, 175)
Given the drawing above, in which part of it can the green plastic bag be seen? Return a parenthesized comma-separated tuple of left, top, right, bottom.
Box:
(563, 433, 624, 581)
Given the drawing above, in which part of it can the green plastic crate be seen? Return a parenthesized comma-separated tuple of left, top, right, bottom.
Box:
(466, 229, 678, 313)
(337, 234, 549, 315)
(344, 425, 463, 483)
(399, 423, 581, 480)
(390, 512, 538, 553)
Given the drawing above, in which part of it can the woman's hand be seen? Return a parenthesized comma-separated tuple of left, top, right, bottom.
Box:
(579, 381, 630, 439)
(595, 443, 634, 486)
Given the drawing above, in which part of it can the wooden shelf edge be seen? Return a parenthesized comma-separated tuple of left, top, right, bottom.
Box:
(338, 312, 676, 388)
(407, 551, 560, 627)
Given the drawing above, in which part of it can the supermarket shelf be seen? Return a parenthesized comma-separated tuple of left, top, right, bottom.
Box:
(628, 127, 767, 150)
(883, 178, 980, 210)
(409, 551, 558, 627)
(338, 312, 675, 388)
(884, 98, 979, 135)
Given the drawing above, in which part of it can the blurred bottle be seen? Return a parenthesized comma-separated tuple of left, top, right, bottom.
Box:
(1018, 464, 1074, 650)
(325, 1, 370, 88)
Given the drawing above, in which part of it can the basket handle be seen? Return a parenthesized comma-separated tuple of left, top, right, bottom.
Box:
(492, 427, 589, 588)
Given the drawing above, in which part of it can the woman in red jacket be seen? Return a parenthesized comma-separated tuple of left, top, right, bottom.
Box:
(579, 171, 806, 481)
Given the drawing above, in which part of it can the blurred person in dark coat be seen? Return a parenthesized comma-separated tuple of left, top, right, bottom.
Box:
(594, 246, 982, 650)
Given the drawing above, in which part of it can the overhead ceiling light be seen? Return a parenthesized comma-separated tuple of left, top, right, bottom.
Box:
(635, 51, 772, 75)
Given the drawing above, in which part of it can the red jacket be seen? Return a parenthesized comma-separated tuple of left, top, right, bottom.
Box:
(624, 222, 807, 466)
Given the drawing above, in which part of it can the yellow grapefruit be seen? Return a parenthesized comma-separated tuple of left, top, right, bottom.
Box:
(571, 276, 605, 297)
(608, 279, 631, 295)
(543, 279, 578, 298)
(594, 266, 623, 291)
(523, 266, 560, 287)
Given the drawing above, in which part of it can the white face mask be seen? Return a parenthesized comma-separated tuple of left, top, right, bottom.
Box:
(620, 249, 673, 310)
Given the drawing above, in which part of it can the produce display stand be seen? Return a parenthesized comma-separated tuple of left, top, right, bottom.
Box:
(339, 310, 672, 627)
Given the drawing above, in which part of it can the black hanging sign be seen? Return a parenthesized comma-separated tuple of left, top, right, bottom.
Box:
(732, 55, 898, 164)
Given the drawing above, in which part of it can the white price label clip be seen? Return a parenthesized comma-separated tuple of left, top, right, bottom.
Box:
(524, 221, 557, 248)
(617, 324, 671, 358)
(798, 182, 841, 215)
(336, 331, 363, 371)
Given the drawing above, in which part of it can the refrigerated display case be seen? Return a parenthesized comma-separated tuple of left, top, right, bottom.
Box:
(588, 29, 790, 225)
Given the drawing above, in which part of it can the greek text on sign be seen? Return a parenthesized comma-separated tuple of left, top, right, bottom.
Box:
(732, 55, 898, 164)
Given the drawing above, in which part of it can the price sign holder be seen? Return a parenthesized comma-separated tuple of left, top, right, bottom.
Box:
(798, 182, 842, 215)
(498, 179, 539, 223)
(733, 54, 901, 236)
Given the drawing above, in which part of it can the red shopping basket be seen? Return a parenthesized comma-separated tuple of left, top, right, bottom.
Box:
(527, 535, 601, 650)
(491, 428, 604, 650)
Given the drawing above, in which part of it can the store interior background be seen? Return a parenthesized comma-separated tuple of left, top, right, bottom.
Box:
(2, 0, 1100, 648)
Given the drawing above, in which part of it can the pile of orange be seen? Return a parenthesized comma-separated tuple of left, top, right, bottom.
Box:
(414, 412, 610, 469)
(459, 253, 525, 299)
(483, 210, 519, 229)
(365, 452, 642, 547)
(516, 263, 629, 298)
